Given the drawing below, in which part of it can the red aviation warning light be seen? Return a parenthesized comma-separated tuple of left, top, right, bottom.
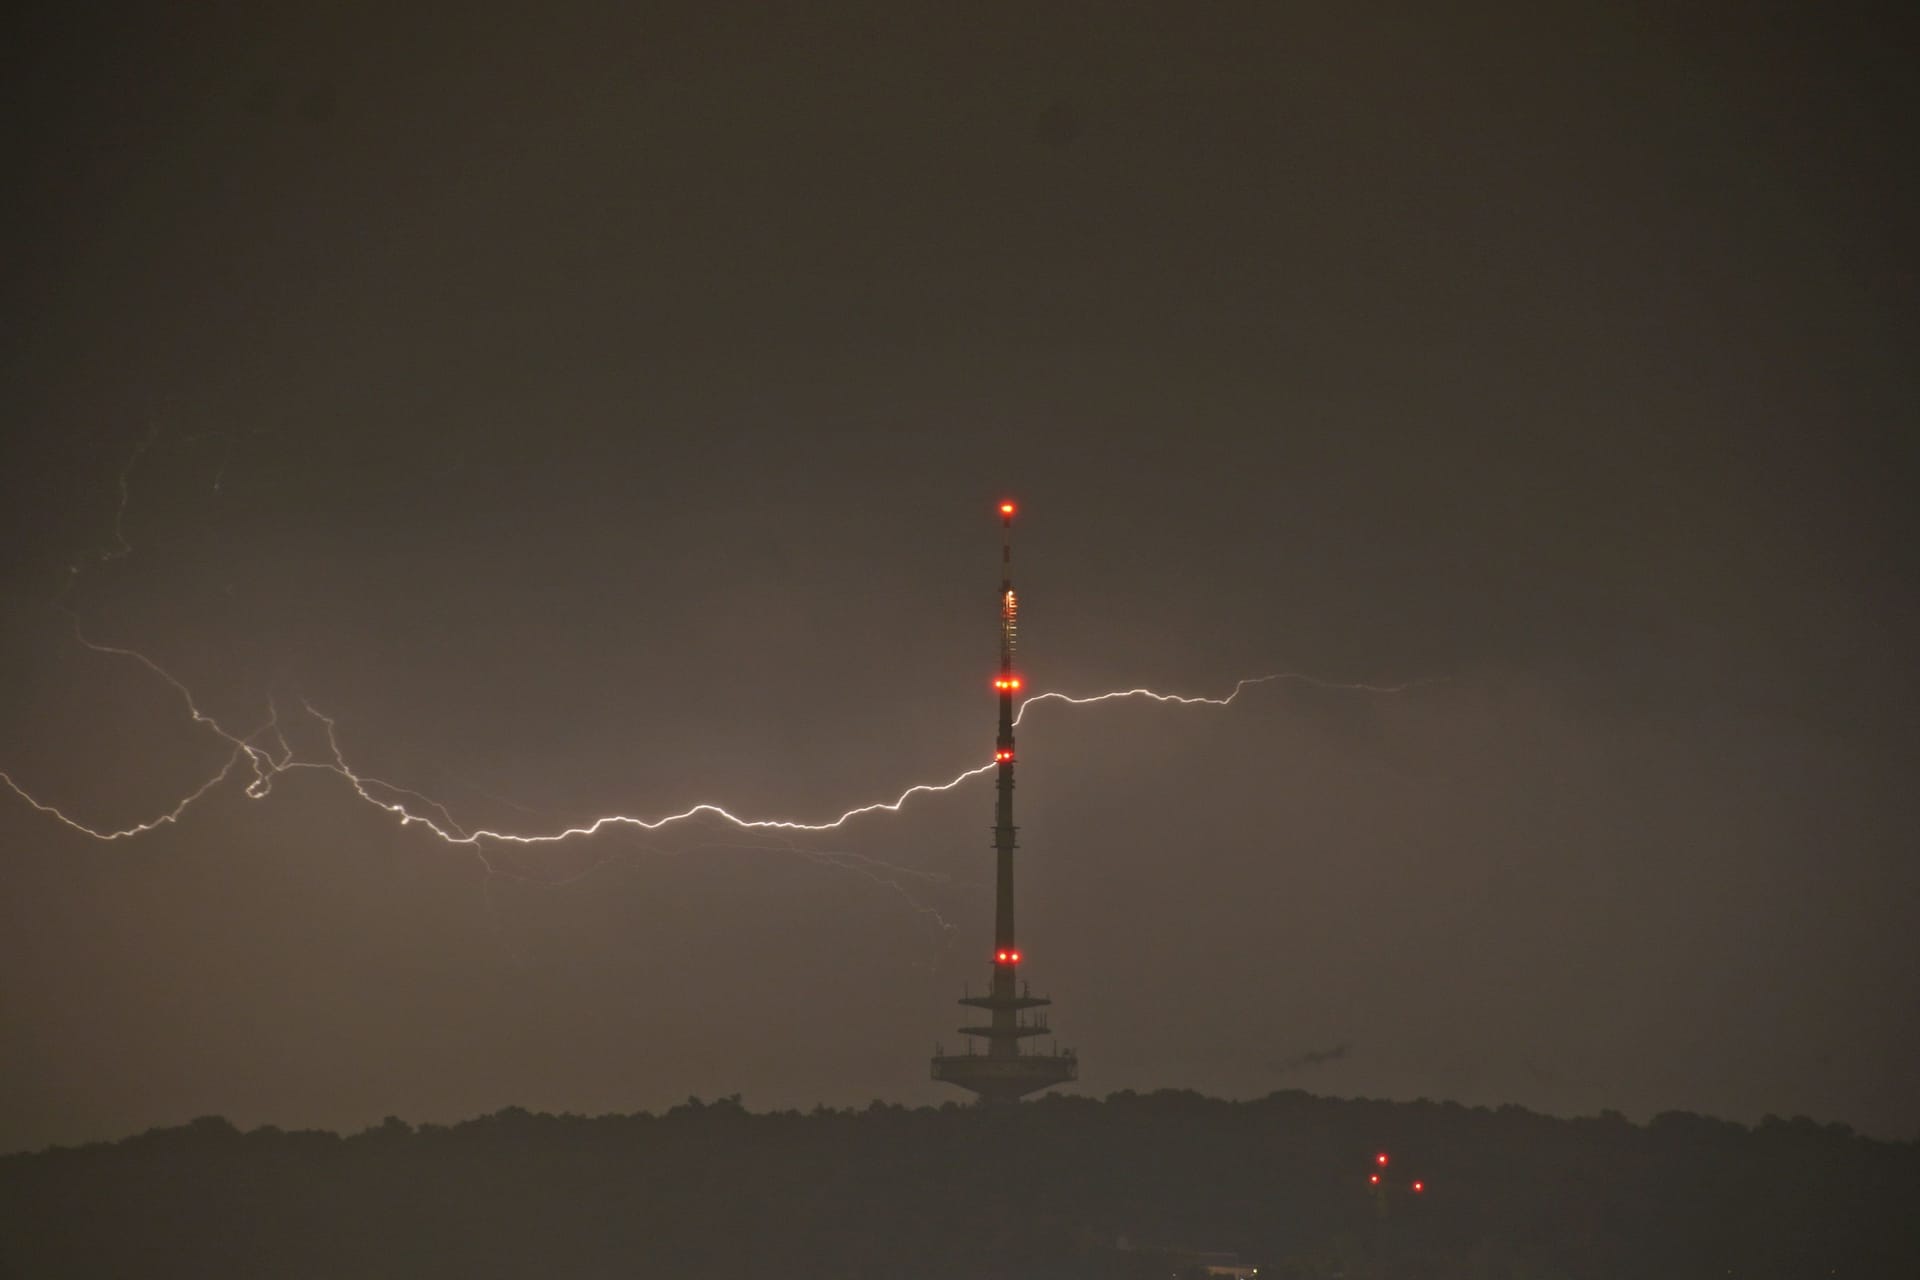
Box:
(999, 501, 1016, 518)
(1411, 1180, 1426, 1194)
(1376, 1152, 1390, 1168)
(1368, 1174, 1381, 1186)
(992, 676, 1024, 691)
(993, 949, 1022, 964)
(995, 749, 1014, 763)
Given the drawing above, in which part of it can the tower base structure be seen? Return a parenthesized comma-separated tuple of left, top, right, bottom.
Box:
(930, 1048, 1077, 1104)
(932, 975, 1078, 1103)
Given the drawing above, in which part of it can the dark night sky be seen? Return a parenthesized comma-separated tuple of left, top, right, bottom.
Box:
(3, 2, 1915, 1152)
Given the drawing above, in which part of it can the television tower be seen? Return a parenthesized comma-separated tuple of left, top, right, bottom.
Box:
(930, 500, 1078, 1103)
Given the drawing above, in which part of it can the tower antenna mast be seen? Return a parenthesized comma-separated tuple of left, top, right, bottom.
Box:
(931, 499, 1078, 1104)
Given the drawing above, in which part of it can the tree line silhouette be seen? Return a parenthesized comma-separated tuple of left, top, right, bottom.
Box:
(3, 1090, 1913, 1277)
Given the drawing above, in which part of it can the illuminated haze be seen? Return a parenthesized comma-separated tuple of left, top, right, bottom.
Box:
(2, 2, 1914, 1151)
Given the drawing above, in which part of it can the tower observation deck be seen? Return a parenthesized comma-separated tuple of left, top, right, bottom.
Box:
(930, 501, 1078, 1104)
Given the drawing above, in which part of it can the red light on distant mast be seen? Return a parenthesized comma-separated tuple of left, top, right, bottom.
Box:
(999, 501, 1016, 517)
(1368, 1174, 1380, 1186)
(1376, 1152, 1390, 1167)
(1412, 1180, 1425, 1194)
(995, 749, 1014, 762)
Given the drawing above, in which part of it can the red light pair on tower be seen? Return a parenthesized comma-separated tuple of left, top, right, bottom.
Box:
(993, 676, 1023, 691)
(994, 949, 1022, 965)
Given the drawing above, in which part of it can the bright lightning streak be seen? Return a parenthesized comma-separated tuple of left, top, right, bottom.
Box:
(3, 750, 247, 842)
(10, 431, 1005, 911)
(292, 671, 1419, 851)
(1011, 672, 1427, 725)
(11, 433, 1418, 860)
(315, 720, 999, 848)
(9, 432, 1426, 878)
(296, 700, 474, 841)
(5, 650, 1415, 861)
(1, 616, 1007, 856)
(0, 617, 294, 839)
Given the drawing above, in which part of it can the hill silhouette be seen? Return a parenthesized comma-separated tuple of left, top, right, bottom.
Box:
(3, 1090, 1914, 1278)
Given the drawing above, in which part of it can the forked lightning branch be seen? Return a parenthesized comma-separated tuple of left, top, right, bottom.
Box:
(3, 500, 1417, 875)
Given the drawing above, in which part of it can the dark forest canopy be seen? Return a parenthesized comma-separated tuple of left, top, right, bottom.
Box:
(3, 1090, 1914, 1278)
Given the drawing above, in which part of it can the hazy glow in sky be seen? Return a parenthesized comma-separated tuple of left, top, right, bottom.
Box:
(3, 1, 1913, 1152)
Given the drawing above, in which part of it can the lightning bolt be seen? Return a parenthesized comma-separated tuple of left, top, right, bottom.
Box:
(1012, 672, 1428, 725)
(0, 617, 295, 839)
(7, 431, 1424, 894)
(3, 625, 1416, 860)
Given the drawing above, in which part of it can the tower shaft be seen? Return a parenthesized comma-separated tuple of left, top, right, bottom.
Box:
(994, 509, 1017, 965)
(930, 501, 1076, 1104)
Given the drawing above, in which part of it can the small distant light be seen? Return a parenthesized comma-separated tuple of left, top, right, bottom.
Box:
(999, 501, 1016, 517)
(1010, 951, 1021, 963)
(1009, 676, 1023, 690)
(1376, 1152, 1390, 1167)
(995, 750, 1013, 762)
(1368, 1174, 1380, 1185)
(1412, 1180, 1425, 1194)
